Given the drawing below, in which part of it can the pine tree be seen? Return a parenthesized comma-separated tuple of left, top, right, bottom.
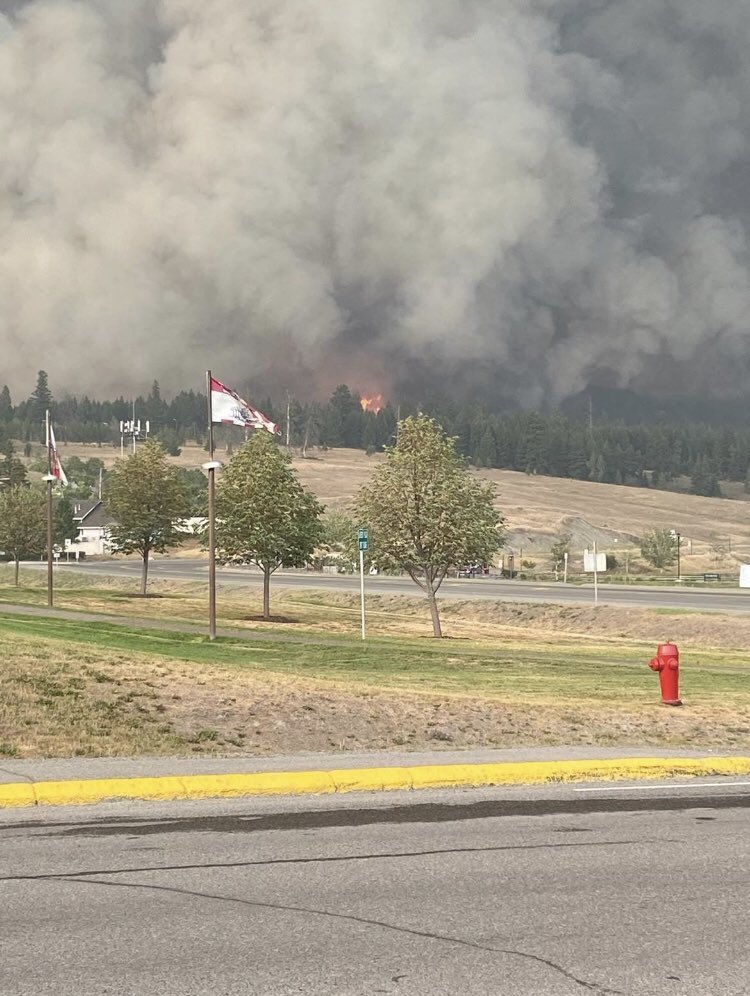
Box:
(474, 426, 497, 468)
(0, 385, 11, 421)
(691, 457, 721, 497)
(30, 370, 53, 441)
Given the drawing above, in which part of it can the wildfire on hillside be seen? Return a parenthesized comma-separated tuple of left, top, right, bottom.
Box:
(360, 394, 384, 413)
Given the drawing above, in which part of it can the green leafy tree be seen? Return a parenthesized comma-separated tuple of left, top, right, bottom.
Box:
(105, 441, 189, 594)
(0, 486, 46, 584)
(55, 493, 78, 549)
(175, 467, 209, 517)
(0, 429, 26, 487)
(640, 528, 678, 570)
(64, 456, 105, 498)
(216, 433, 324, 619)
(320, 510, 358, 571)
(549, 533, 572, 578)
(154, 426, 182, 456)
(357, 415, 504, 637)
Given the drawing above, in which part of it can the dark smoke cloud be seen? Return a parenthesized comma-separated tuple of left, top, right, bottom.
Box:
(2, 1, 750, 404)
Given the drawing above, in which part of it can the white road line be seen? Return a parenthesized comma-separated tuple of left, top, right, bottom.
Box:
(574, 781, 750, 793)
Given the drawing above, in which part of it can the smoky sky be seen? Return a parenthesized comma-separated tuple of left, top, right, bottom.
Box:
(2, 0, 750, 404)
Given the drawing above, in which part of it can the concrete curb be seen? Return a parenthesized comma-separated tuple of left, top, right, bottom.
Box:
(2, 756, 750, 809)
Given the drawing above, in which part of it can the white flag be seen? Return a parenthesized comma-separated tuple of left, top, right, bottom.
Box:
(210, 376, 280, 435)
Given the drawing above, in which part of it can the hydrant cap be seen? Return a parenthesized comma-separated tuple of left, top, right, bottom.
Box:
(657, 642, 679, 659)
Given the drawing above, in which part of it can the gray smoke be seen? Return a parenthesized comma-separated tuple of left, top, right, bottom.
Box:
(2, 0, 750, 404)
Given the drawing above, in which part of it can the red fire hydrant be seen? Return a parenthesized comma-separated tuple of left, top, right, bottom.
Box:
(649, 642, 682, 706)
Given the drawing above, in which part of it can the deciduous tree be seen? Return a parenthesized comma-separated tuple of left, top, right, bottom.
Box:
(0, 486, 46, 585)
(105, 441, 188, 594)
(357, 415, 504, 637)
(640, 528, 678, 570)
(549, 533, 572, 578)
(55, 493, 78, 549)
(216, 433, 324, 619)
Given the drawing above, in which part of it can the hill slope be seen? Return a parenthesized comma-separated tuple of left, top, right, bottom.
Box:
(44, 442, 750, 570)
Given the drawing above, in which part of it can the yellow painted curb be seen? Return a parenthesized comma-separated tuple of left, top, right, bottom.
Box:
(1, 756, 749, 809)
(0, 783, 36, 808)
(178, 771, 336, 799)
(34, 777, 187, 807)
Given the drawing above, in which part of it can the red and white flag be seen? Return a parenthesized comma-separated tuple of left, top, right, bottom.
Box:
(210, 376, 280, 435)
(49, 424, 68, 486)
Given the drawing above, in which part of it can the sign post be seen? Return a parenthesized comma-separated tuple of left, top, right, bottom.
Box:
(357, 527, 368, 641)
(583, 544, 606, 606)
(594, 540, 598, 606)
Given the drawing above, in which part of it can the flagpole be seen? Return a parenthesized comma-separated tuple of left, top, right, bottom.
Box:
(203, 370, 220, 641)
(44, 410, 55, 608)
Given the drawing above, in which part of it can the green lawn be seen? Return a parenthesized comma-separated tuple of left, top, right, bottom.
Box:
(0, 611, 747, 706)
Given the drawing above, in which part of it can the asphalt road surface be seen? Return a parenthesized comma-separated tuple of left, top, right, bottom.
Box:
(48, 557, 750, 612)
(2, 781, 750, 995)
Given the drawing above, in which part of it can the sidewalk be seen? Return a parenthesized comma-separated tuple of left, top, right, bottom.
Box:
(2, 746, 749, 809)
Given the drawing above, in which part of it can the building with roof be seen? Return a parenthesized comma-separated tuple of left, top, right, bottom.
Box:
(64, 499, 117, 557)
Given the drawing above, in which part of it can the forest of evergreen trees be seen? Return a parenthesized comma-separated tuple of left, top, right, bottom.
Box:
(2, 372, 748, 499)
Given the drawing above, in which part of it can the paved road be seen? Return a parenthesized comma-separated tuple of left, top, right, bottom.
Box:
(3, 781, 750, 994)
(47, 558, 750, 612)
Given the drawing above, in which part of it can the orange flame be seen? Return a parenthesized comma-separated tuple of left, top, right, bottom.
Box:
(360, 394, 384, 413)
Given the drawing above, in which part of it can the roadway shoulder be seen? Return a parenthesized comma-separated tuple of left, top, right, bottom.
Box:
(2, 753, 749, 809)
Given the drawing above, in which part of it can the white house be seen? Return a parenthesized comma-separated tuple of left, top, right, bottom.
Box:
(64, 500, 116, 557)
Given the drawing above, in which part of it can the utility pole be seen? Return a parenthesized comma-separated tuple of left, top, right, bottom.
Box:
(286, 391, 291, 449)
(204, 371, 221, 641)
(43, 410, 55, 608)
(357, 528, 368, 640)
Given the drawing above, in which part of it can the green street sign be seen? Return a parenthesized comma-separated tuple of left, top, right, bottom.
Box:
(357, 527, 369, 551)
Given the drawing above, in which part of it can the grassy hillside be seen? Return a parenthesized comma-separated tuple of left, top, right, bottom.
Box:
(31, 441, 750, 573)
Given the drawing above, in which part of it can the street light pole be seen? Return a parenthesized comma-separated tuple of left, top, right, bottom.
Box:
(204, 370, 221, 641)
(676, 531, 681, 581)
(43, 474, 55, 607)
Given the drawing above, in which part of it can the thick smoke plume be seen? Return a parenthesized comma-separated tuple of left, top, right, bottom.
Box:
(2, 1, 750, 404)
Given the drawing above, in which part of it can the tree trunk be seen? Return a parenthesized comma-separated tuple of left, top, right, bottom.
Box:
(14, 556, 19, 586)
(425, 580, 442, 638)
(263, 566, 271, 620)
(141, 548, 149, 596)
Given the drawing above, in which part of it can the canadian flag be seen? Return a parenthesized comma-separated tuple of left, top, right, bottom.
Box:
(209, 376, 280, 435)
(49, 424, 68, 486)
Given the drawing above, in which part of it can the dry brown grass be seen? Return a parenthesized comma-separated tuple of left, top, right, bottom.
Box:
(37, 442, 750, 564)
(3, 626, 750, 760)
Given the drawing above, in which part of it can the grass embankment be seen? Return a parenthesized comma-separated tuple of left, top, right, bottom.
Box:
(1, 583, 750, 757)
